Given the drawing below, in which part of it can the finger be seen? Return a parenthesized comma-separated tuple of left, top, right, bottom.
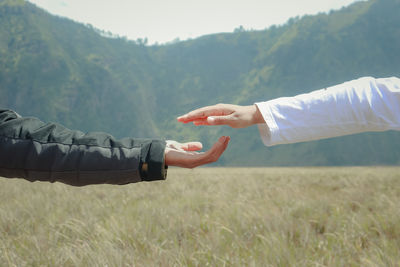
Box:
(222, 136, 231, 150)
(165, 140, 184, 151)
(193, 136, 230, 166)
(181, 141, 203, 151)
(209, 136, 230, 156)
(166, 140, 203, 151)
(207, 115, 235, 126)
(192, 115, 234, 126)
(177, 104, 232, 123)
(192, 119, 211, 126)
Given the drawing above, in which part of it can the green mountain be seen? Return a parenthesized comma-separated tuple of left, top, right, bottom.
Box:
(1, 0, 399, 165)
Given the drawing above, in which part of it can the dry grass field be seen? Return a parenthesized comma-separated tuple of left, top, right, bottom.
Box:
(0, 167, 400, 266)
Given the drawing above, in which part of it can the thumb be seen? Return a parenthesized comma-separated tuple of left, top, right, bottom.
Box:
(207, 115, 234, 126)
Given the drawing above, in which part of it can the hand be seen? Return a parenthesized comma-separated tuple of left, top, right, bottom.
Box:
(177, 104, 265, 128)
(164, 136, 230, 168)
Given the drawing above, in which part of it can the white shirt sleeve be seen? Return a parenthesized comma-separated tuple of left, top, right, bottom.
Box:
(255, 76, 400, 146)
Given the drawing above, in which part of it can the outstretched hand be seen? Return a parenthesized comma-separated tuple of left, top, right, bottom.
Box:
(177, 104, 265, 128)
(164, 136, 230, 168)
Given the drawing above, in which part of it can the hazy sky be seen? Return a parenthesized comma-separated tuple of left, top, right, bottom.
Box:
(27, 0, 360, 44)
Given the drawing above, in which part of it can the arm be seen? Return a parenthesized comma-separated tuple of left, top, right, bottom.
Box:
(0, 109, 166, 186)
(256, 76, 400, 146)
(0, 109, 230, 186)
(178, 76, 400, 146)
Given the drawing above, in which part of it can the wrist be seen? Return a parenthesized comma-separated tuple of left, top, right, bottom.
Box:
(250, 104, 265, 125)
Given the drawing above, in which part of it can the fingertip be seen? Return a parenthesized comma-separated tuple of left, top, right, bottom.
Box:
(224, 136, 230, 147)
(221, 136, 228, 146)
(177, 116, 187, 123)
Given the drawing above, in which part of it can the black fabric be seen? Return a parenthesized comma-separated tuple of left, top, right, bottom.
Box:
(142, 140, 167, 181)
(0, 109, 167, 186)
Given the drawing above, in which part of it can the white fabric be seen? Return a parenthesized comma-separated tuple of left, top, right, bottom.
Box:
(255, 76, 400, 146)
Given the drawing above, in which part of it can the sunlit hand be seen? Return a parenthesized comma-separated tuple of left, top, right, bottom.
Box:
(177, 104, 265, 128)
(164, 136, 230, 168)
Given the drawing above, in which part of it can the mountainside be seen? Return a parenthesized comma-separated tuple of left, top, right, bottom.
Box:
(1, 0, 399, 165)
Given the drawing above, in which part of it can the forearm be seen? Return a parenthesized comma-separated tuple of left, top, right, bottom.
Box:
(255, 77, 400, 146)
(0, 109, 167, 186)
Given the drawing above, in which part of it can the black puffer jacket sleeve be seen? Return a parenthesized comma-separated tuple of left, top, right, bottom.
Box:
(0, 109, 167, 186)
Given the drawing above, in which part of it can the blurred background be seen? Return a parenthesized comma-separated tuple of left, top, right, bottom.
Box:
(1, 0, 399, 166)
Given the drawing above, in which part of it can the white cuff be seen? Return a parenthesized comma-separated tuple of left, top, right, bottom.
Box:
(255, 102, 280, 146)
